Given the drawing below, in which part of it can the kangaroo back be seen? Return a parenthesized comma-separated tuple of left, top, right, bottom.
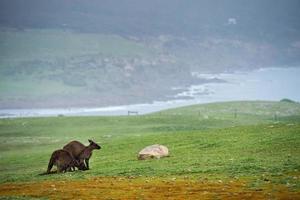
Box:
(63, 141, 86, 159)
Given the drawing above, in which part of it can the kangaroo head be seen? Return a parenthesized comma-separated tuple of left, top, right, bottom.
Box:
(88, 139, 101, 150)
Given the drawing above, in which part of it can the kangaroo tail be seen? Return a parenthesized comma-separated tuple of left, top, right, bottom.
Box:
(39, 171, 57, 176)
(39, 172, 49, 176)
(47, 154, 56, 174)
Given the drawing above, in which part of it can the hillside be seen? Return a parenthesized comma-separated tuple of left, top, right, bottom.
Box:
(1, 0, 300, 108)
(0, 101, 299, 198)
(0, 29, 190, 108)
(159, 101, 300, 118)
(1, 29, 300, 108)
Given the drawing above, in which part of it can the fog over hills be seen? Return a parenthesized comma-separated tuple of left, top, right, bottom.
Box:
(1, 0, 300, 39)
(0, 0, 299, 108)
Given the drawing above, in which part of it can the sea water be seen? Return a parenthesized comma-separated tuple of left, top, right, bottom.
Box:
(1, 67, 299, 118)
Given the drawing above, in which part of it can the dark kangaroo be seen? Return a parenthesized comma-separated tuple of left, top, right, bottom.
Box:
(63, 139, 101, 170)
(47, 149, 85, 173)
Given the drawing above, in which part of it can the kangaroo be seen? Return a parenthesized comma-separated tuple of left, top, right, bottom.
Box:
(46, 149, 85, 173)
(63, 139, 101, 170)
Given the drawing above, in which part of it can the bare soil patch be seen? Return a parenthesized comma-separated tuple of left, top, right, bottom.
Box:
(0, 177, 299, 200)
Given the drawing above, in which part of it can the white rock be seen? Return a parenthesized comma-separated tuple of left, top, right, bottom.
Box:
(138, 144, 169, 160)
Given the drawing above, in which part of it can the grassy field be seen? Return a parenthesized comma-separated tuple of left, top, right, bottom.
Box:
(0, 101, 300, 199)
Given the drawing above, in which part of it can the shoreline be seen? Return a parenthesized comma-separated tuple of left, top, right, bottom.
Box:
(1, 67, 299, 118)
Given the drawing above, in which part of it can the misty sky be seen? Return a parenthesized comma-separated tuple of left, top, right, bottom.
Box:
(0, 0, 299, 39)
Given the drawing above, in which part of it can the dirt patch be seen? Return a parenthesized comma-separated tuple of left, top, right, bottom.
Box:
(0, 177, 299, 200)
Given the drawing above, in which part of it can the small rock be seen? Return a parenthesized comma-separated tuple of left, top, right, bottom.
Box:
(138, 144, 169, 160)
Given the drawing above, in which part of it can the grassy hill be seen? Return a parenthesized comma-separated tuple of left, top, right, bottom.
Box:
(159, 100, 300, 122)
(0, 101, 299, 184)
(0, 101, 299, 198)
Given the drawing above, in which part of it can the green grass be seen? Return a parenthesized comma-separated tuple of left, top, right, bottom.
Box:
(0, 101, 300, 189)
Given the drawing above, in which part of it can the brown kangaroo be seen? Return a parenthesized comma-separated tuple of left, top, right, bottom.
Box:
(46, 149, 85, 173)
(63, 139, 101, 170)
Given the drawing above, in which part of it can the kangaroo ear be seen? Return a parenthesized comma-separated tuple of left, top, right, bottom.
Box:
(88, 139, 93, 144)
